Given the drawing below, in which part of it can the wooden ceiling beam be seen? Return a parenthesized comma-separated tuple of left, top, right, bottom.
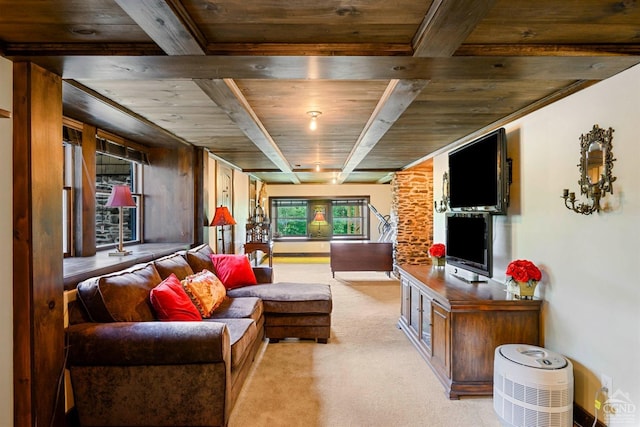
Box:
(6, 42, 639, 58)
(336, 0, 495, 182)
(25, 55, 640, 81)
(337, 79, 429, 184)
(412, 0, 497, 57)
(3, 43, 164, 56)
(195, 78, 300, 184)
(115, 0, 300, 180)
(63, 79, 193, 148)
(114, 0, 206, 55)
(455, 43, 640, 57)
(116, 0, 299, 180)
(204, 43, 413, 56)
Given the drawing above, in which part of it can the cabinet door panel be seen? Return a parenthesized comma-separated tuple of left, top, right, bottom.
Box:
(400, 279, 410, 324)
(420, 292, 432, 354)
(409, 286, 421, 334)
(431, 302, 450, 378)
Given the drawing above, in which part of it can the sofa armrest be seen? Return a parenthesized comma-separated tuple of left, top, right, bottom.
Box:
(67, 321, 230, 366)
(253, 266, 273, 283)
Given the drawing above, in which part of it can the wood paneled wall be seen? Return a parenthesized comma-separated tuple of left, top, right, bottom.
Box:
(13, 62, 64, 427)
(144, 144, 199, 244)
(73, 123, 97, 256)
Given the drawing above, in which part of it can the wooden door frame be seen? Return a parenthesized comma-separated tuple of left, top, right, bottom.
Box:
(216, 164, 234, 253)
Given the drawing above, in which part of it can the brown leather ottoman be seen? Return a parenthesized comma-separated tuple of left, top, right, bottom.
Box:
(227, 282, 332, 343)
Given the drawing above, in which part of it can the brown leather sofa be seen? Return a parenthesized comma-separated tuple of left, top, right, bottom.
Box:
(66, 243, 332, 427)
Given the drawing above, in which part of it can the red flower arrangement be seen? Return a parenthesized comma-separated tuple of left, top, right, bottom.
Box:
(428, 243, 446, 258)
(505, 259, 542, 284)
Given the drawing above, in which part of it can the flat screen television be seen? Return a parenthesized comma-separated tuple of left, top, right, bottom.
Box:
(448, 127, 509, 214)
(446, 212, 492, 280)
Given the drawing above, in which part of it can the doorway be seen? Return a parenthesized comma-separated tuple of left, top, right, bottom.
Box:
(216, 164, 234, 254)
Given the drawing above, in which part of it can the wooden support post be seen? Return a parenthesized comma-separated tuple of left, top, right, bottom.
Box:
(13, 62, 64, 427)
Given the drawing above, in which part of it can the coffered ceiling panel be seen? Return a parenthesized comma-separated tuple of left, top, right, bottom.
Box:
(4, 0, 640, 184)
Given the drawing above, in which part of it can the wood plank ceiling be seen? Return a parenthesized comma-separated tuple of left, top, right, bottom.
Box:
(2, 0, 639, 184)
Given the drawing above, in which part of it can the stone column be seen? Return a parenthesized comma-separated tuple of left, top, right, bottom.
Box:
(391, 169, 434, 266)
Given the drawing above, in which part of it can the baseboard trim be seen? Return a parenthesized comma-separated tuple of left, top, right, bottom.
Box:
(574, 402, 607, 427)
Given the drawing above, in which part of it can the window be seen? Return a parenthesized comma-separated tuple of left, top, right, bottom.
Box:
(62, 141, 74, 257)
(273, 199, 308, 237)
(96, 153, 141, 248)
(62, 122, 148, 256)
(331, 199, 367, 238)
(62, 125, 81, 257)
(271, 197, 370, 241)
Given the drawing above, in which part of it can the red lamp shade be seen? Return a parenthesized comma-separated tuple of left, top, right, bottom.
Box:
(105, 185, 136, 208)
(312, 211, 326, 223)
(210, 206, 236, 227)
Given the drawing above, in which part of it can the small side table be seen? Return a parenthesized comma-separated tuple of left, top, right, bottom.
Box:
(244, 241, 273, 267)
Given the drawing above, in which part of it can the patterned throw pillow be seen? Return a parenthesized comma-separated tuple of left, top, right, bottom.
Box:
(181, 269, 227, 318)
(150, 273, 202, 321)
(209, 254, 258, 289)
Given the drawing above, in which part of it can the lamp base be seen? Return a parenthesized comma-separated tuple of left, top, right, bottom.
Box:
(109, 250, 132, 257)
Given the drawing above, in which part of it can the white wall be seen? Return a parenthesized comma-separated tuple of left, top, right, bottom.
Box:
(433, 64, 640, 426)
(0, 56, 13, 427)
(266, 183, 393, 254)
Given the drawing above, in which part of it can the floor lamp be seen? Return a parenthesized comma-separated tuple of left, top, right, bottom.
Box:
(211, 205, 236, 254)
(105, 185, 136, 256)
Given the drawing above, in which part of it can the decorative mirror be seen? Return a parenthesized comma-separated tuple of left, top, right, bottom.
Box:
(579, 124, 615, 196)
(562, 124, 616, 215)
(434, 171, 449, 213)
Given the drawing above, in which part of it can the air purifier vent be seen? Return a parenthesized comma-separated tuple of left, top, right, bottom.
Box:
(494, 344, 574, 427)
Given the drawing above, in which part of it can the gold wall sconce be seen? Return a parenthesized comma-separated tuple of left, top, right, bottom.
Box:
(434, 171, 449, 213)
(562, 124, 616, 215)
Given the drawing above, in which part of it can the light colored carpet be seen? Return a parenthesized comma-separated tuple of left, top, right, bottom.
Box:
(229, 262, 501, 427)
(272, 256, 331, 264)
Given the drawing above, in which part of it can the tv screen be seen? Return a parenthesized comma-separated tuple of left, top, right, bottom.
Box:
(446, 213, 492, 279)
(448, 128, 508, 214)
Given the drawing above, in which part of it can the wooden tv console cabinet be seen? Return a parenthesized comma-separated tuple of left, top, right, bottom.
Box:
(397, 265, 542, 399)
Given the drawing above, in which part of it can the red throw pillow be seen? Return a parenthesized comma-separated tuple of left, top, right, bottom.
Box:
(209, 254, 258, 289)
(150, 273, 202, 321)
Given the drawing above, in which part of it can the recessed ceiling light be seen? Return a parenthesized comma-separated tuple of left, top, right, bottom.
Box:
(307, 111, 322, 131)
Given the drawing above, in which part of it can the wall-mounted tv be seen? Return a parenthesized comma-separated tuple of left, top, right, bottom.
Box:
(448, 127, 509, 214)
(446, 212, 492, 280)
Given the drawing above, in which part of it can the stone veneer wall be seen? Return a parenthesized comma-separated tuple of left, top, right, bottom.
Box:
(391, 169, 434, 266)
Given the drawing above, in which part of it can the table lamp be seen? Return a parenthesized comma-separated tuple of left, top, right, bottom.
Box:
(105, 185, 136, 256)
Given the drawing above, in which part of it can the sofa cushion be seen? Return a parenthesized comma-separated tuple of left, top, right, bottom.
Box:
(209, 297, 263, 324)
(185, 243, 215, 273)
(150, 274, 202, 321)
(207, 318, 257, 370)
(77, 263, 162, 322)
(227, 283, 332, 314)
(153, 252, 194, 280)
(210, 254, 258, 289)
(181, 270, 227, 318)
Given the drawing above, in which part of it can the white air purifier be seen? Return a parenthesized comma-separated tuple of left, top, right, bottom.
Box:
(494, 344, 574, 427)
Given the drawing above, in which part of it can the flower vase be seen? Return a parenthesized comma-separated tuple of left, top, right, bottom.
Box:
(432, 257, 445, 267)
(508, 280, 538, 299)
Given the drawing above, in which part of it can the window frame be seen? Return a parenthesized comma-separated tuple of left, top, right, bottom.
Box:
(270, 196, 370, 241)
(95, 152, 143, 250)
